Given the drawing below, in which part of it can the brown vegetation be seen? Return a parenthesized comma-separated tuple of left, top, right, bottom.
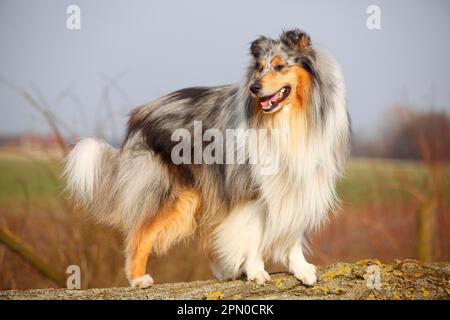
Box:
(0, 82, 448, 291)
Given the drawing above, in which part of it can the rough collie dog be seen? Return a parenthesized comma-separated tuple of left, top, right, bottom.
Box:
(64, 29, 350, 288)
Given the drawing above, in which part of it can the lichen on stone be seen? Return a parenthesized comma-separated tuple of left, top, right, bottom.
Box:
(206, 291, 224, 300)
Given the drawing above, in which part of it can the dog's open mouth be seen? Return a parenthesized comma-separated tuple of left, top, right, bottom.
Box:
(259, 86, 291, 112)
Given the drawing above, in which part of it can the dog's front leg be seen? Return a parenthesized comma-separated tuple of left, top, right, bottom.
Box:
(212, 201, 270, 284)
(288, 239, 317, 286)
(244, 249, 270, 285)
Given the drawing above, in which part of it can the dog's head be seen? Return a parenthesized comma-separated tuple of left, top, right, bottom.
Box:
(248, 29, 316, 114)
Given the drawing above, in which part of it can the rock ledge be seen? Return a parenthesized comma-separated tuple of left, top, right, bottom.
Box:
(1, 260, 449, 300)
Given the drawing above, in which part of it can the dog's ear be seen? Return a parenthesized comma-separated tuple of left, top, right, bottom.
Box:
(250, 36, 270, 58)
(280, 29, 311, 52)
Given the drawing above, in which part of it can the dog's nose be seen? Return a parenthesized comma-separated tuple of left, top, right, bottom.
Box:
(250, 82, 262, 95)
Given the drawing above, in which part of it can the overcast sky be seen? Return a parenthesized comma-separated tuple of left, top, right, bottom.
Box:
(0, 0, 449, 141)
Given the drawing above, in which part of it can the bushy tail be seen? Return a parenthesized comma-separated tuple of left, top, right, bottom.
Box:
(64, 137, 118, 220)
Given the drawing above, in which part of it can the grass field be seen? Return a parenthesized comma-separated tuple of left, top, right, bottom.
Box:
(0, 158, 61, 207)
(0, 151, 449, 289)
(0, 155, 447, 208)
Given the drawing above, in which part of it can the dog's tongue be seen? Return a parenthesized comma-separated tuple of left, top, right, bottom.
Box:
(260, 100, 272, 109)
(260, 91, 281, 109)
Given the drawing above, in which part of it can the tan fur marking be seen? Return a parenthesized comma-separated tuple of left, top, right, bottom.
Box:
(259, 60, 266, 69)
(298, 35, 310, 51)
(271, 55, 284, 67)
(292, 65, 311, 109)
(125, 189, 199, 280)
(255, 59, 266, 77)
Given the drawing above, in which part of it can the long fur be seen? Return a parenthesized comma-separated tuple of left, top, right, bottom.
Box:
(64, 29, 350, 286)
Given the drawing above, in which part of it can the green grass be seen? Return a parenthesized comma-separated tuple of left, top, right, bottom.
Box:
(337, 159, 429, 206)
(0, 158, 63, 208)
(0, 156, 448, 209)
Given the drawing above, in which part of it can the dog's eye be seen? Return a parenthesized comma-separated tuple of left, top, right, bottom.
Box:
(274, 64, 284, 72)
(255, 62, 263, 71)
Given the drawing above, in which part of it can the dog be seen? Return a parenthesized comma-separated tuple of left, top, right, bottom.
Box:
(64, 29, 350, 288)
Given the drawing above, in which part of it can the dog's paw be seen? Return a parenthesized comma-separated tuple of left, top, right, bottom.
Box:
(130, 274, 154, 289)
(247, 270, 271, 285)
(292, 262, 316, 286)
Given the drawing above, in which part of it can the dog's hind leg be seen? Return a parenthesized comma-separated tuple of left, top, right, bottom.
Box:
(125, 223, 156, 289)
(125, 188, 199, 288)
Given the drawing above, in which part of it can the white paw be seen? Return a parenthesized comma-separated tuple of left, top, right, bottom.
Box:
(292, 262, 317, 286)
(247, 270, 271, 285)
(130, 274, 154, 289)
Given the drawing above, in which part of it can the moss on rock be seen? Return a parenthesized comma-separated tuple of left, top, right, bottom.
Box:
(1, 260, 449, 300)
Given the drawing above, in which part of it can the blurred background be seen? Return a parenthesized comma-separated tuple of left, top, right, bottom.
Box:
(0, 0, 449, 289)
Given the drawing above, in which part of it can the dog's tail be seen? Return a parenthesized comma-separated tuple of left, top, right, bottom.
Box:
(64, 137, 120, 224)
